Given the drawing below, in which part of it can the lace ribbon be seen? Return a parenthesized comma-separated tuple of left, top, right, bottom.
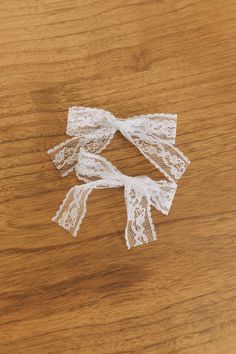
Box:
(52, 150, 177, 249)
(48, 106, 190, 182)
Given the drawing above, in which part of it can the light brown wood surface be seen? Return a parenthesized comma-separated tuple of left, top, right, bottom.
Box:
(1, 0, 236, 353)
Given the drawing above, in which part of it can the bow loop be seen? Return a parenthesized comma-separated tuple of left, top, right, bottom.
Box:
(126, 113, 178, 144)
(148, 180, 177, 215)
(67, 106, 116, 136)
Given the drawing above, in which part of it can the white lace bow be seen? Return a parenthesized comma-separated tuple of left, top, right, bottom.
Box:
(52, 150, 177, 249)
(48, 106, 190, 182)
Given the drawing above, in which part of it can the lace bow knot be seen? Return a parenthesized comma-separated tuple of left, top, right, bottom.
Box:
(111, 118, 126, 132)
(48, 106, 190, 182)
(52, 150, 177, 249)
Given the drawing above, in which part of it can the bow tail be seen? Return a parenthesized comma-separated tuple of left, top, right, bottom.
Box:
(48, 137, 81, 177)
(124, 185, 157, 249)
(52, 184, 93, 237)
(127, 134, 190, 182)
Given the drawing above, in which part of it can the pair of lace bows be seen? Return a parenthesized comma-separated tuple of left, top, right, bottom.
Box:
(48, 107, 190, 248)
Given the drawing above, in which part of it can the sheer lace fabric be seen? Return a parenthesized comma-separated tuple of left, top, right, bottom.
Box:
(53, 150, 177, 249)
(48, 106, 190, 182)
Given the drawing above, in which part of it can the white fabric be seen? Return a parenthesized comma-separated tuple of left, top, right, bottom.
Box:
(48, 106, 190, 182)
(52, 150, 177, 249)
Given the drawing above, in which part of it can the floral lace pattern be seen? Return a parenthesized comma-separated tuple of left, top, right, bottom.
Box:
(52, 150, 177, 249)
(48, 106, 190, 181)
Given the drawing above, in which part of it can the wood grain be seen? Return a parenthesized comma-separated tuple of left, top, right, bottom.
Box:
(0, 0, 236, 353)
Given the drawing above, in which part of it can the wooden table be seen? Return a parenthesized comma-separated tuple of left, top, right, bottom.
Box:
(1, 1, 236, 353)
